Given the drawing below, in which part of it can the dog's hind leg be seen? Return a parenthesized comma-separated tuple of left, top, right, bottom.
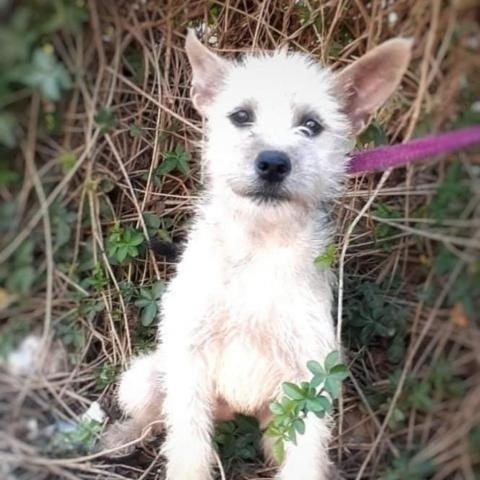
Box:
(275, 415, 333, 480)
(100, 351, 164, 455)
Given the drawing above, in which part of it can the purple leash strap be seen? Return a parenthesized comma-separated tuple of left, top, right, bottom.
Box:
(348, 125, 480, 174)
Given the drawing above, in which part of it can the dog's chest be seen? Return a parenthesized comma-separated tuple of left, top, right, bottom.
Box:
(209, 246, 332, 413)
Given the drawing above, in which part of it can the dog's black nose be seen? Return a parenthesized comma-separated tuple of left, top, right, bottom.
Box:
(255, 150, 291, 183)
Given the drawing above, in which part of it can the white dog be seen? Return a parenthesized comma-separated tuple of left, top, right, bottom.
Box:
(105, 32, 412, 479)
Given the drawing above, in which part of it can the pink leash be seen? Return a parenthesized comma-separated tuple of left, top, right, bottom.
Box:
(348, 125, 480, 174)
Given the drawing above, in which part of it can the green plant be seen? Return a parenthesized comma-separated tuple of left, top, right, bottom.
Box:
(265, 352, 348, 463)
(56, 319, 85, 352)
(50, 202, 76, 250)
(106, 224, 144, 264)
(51, 419, 102, 454)
(372, 203, 401, 250)
(155, 145, 190, 177)
(428, 161, 471, 221)
(0, 0, 87, 148)
(0, 239, 36, 295)
(78, 298, 105, 322)
(94, 107, 116, 133)
(83, 264, 108, 293)
(382, 451, 435, 480)
(0, 319, 30, 360)
(134, 281, 166, 326)
(94, 361, 117, 390)
(214, 415, 261, 466)
(314, 244, 336, 268)
(369, 360, 465, 431)
(357, 120, 387, 147)
(343, 279, 407, 363)
(132, 323, 157, 354)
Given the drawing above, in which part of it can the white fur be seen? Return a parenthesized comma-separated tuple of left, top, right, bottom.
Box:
(112, 35, 412, 480)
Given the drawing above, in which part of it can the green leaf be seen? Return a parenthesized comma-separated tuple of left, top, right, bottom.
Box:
(293, 418, 305, 434)
(141, 302, 158, 326)
(307, 359, 323, 375)
(0, 112, 18, 148)
(128, 124, 141, 138)
(329, 364, 349, 381)
(306, 395, 331, 413)
(269, 401, 284, 415)
(310, 372, 327, 388)
(57, 152, 76, 174)
(271, 438, 285, 464)
(94, 107, 116, 133)
(116, 245, 128, 263)
(156, 156, 177, 175)
(143, 213, 161, 236)
(134, 298, 152, 308)
(357, 120, 387, 147)
(20, 49, 71, 101)
(324, 376, 341, 400)
(282, 382, 305, 400)
(324, 351, 341, 371)
(152, 281, 166, 299)
(314, 244, 336, 268)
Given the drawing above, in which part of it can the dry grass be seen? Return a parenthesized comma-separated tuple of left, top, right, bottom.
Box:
(1, 1, 480, 479)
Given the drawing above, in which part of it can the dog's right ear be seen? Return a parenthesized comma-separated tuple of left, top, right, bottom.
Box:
(185, 30, 229, 115)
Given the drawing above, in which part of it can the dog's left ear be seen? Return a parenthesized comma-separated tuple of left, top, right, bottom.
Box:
(336, 38, 413, 132)
(185, 30, 230, 115)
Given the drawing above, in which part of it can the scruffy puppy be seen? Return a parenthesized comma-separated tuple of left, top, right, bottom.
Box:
(105, 32, 412, 479)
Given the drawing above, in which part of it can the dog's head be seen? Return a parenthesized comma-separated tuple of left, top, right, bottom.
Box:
(185, 32, 412, 211)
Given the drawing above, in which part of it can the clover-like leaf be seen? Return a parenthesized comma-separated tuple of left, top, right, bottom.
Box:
(282, 382, 305, 401)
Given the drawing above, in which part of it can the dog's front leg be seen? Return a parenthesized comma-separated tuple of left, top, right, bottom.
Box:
(162, 349, 215, 480)
(277, 414, 332, 480)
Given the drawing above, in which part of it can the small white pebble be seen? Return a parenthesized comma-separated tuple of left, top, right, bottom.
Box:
(81, 401, 106, 423)
(471, 101, 480, 113)
(6, 335, 42, 376)
(388, 11, 398, 26)
(208, 35, 218, 46)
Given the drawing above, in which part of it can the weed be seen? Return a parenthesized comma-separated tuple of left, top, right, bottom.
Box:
(314, 244, 336, 268)
(94, 362, 117, 390)
(265, 352, 348, 462)
(134, 281, 166, 326)
(431, 246, 479, 321)
(372, 203, 401, 250)
(132, 323, 157, 354)
(0, 239, 36, 295)
(83, 264, 108, 293)
(50, 202, 76, 250)
(94, 107, 116, 134)
(155, 145, 190, 178)
(357, 120, 387, 147)
(0, 319, 30, 360)
(343, 279, 407, 363)
(428, 161, 471, 221)
(51, 419, 102, 455)
(382, 451, 435, 480)
(77, 298, 105, 323)
(369, 359, 465, 430)
(214, 415, 261, 466)
(106, 224, 145, 264)
(0, 0, 87, 148)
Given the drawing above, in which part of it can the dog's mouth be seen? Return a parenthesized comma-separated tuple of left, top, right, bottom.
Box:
(242, 185, 291, 205)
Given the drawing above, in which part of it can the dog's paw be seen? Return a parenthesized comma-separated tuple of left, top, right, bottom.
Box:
(98, 419, 152, 458)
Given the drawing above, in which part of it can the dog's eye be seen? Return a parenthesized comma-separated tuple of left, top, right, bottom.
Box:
(301, 118, 323, 137)
(229, 109, 253, 127)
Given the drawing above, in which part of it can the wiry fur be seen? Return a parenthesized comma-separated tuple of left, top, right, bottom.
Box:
(103, 33, 412, 479)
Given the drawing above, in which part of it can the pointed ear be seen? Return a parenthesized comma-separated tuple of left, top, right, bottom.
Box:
(185, 30, 229, 115)
(336, 38, 413, 132)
